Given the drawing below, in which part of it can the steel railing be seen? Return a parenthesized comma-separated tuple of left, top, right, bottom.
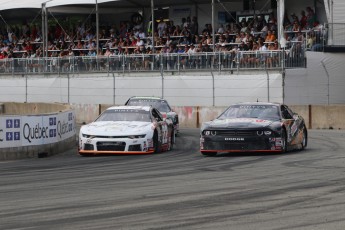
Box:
(0, 50, 306, 75)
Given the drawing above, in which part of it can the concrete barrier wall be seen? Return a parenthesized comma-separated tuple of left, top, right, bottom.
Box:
(0, 102, 76, 160)
(0, 102, 70, 115)
(74, 104, 345, 130)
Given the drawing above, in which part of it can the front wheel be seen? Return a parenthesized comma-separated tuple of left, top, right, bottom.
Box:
(201, 151, 217, 157)
(168, 130, 175, 151)
(281, 130, 287, 153)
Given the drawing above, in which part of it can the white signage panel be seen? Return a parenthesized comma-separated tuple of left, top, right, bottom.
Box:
(0, 110, 76, 148)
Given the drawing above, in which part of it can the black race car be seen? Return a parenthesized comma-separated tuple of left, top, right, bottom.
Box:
(125, 96, 179, 134)
(200, 102, 308, 156)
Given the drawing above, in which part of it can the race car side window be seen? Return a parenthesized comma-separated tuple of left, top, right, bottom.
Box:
(152, 108, 163, 122)
(281, 105, 293, 119)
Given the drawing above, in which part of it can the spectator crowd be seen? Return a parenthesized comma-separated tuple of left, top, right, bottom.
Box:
(0, 5, 324, 64)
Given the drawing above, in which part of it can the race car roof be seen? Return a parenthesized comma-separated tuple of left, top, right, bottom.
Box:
(234, 102, 281, 106)
(108, 105, 151, 111)
(129, 96, 164, 100)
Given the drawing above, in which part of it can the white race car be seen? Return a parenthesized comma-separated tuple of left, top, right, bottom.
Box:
(78, 106, 175, 156)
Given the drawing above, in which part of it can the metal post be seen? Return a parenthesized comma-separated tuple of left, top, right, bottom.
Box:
(151, 0, 155, 53)
(211, 0, 215, 51)
(25, 73, 28, 103)
(265, 67, 270, 102)
(41, 3, 46, 58)
(160, 55, 164, 98)
(321, 60, 330, 105)
(96, 0, 99, 55)
(45, 5, 48, 58)
(211, 71, 215, 106)
(282, 69, 285, 104)
(113, 72, 116, 105)
(67, 73, 70, 103)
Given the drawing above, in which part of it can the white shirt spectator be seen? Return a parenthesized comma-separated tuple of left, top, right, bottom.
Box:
(136, 39, 144, 47)
(138, 31, 146, 39)
(187, 45, 196, 54)
(217, 24, 224, 34)
(259, 43, 268, 51)
(157, 19, 167, 37)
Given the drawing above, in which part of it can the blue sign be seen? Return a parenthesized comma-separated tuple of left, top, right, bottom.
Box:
(6, 120, 13, 128)
(49, 117, 57, 126)
(6, 132, 13, 141)
(49, 129, 57, 137)
(14, 119, 20, 128)
(14, 132, 20, 141)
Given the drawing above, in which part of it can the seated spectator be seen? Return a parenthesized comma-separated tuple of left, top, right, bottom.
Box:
(265, 30, 276, 42)
(300, 10, 307, 29)
(292, 21, 300, 32)
(203, 34, 212, 45)
(202, 43, 212, 52)
(195, 43, 203, 52)
(118, 37, 126, 47)
(234, 33, 242, 43)
(217, 24, 225, 34)
(172, 25, 182, 36)
(306, 6, 316, 29)
(165, 36, 173, 46)
(135, 37, 144, 47)
(193, 35, 201, 44)
(138, 29, 146, 39)
(180, 36, 190, 46)
(104, 47, 112, 56)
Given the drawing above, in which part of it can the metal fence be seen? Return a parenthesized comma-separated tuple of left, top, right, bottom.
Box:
(0, 50, 306, 76)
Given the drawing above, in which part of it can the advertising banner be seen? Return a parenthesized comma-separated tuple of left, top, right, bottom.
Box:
(0, 110, 76, 148)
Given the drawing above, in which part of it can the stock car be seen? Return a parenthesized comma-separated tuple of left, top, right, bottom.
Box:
(78, 106, 175, 156)
(200, 102, 308, 156)
(125, 96, 179, 134)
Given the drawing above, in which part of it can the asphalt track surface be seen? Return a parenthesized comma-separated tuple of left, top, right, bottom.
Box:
(1, 129, 345, 230)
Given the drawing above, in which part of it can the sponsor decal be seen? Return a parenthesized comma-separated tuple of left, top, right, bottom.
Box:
(225, 137, 245, 141)
(23, 123, 50, 143)
(0, 111, 75, 148)
(275, 138, 283, 147)
(239, 105, 268, 109)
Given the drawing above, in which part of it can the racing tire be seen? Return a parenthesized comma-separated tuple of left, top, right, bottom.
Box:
(280, 129, 287, 153)
(301, 127, 308, 150)
(201, 151, 217, 157)
(153, 131, 160, 153)
(168, 130, 175, 151)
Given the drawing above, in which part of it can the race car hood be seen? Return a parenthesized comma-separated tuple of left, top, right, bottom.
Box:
(80, 121, 152, 136)
(204, 118, 275, 129)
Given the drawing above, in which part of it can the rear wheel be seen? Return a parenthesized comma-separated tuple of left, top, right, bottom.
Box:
(201, 151, 217, 157)
(301, 127, 308, 150)
(153, 131, 160, 153)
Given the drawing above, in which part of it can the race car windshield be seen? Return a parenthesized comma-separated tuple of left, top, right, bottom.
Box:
(219, 105, 280, 120)
(96, 109, 151, 122)
(127, 99, 171, 113)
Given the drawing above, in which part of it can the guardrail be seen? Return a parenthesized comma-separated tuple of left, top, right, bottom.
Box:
(0, 50, 306, 75)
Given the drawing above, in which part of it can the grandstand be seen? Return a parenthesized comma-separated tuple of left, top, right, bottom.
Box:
(0, 0, 344, 105)
(0, 0, 341, 74)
